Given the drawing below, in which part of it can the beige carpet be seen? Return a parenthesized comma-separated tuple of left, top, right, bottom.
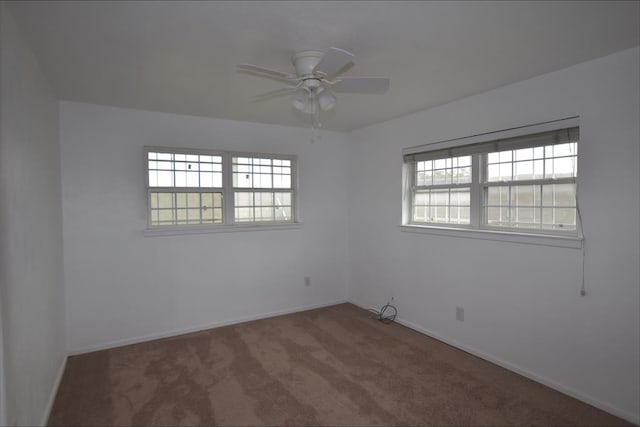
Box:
(49, 303, 630, 426)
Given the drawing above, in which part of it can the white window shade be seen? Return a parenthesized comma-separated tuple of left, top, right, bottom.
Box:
(404, 127, 579, 162)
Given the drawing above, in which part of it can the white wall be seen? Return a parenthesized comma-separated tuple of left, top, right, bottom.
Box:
(60, 102, 350, 353)
(348, 47, 640, 422)
(0, 4, 67, 425)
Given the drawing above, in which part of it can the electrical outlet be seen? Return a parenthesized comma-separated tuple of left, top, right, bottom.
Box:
(456, 306, 464, 322)
(304, 276, 311, 287)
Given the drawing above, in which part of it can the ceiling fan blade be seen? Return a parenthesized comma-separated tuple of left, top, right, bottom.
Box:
(313, 47, 354, 77)
(237, 64, 297, 82)
(332, 77, 390, 93)
(252, 87, 298, 101)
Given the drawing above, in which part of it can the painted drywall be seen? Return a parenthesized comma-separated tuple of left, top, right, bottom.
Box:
(60, 102, 350, 353)
(348, 47, 640, 422)
(0, 301, 6, 426)
(0, 4, 67, 425)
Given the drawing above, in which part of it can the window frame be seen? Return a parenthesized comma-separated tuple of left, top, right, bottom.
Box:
(144, 146, 298, 231)
(406, 156, 474, 228)
(402, 118, 583, 244)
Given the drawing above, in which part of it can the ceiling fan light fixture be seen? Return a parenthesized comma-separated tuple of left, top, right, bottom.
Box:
(317, 88, 337, 112)
(302, 91, 317, 115)
(292, 87, 310, 112)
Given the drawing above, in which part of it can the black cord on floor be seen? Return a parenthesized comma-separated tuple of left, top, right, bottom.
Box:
(367, 302, 397, 324)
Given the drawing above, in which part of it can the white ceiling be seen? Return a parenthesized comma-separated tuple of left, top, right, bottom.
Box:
(9, 1, 640, 131)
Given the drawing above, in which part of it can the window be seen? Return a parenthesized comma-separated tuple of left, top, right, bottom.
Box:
(146, 147, 296, 228)
(232, 156, 293, 223)
(404, 125, 579, 236)
(412, 155, 472, 225)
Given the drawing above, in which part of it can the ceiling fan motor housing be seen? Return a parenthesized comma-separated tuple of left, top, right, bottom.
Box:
(291, 51, 324, 77)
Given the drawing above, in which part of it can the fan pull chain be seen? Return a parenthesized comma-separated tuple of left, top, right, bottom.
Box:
(310, 91, 321, 143)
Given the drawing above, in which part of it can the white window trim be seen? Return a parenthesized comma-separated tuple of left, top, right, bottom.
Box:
(144, 146, 300, 233)
(399, 224, 583, 249)
(401, 117, 584, 248)
(143, 222, 303, 237)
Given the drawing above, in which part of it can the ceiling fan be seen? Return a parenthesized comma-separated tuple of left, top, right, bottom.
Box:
(237, 47, 390, 122)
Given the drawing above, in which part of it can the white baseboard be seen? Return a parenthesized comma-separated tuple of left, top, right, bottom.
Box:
(68, 299, 348, 356)
(348, 299, 639, 425)
(41, 355, 67, 426)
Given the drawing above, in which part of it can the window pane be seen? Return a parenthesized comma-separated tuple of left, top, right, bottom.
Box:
(499, 163, 512, 180)
(542, 208, 555, 229)
(413, 205, 427, 222)
(157, 161, 172, 170)
(554, 208, 576, 229)
(486, 207, 509, 226)
(433, 169, 447, 185)
(258, 174, 273, 188)
(542, 184, 576, 207)
(515, 148, 533, 161)
(487, 164, 500, 181)
(485, 183, 575, 230)
(157, 171, 172, 187)
(432, 190, 449, 206)
(499, 151, 512, 163)
(553, 157, 575, 178)
(158, 193, 174, 209)
(175, 193, 186, 208)
(514, 161, 533, 180)
(150, 191, 222, 226)
(553, 143, 576, 157)
(232, 156, 292, 191)
(512, 185, 539, 206)
(277, 206, 290, 221)
(412, 188, 470, 225)
(148, 150, 222, 190)
(511, 207, 536, 227)
(187, 193, 200, 206)
(158, 209, 174, 224)
(459, 207, 470, 223)
(275, 175, 291, 189)
(188, 208, 201, 222)
(533, 160, 544, 179)
(258, 207, 274, 221)
(236, 207, 253, 222)
(457, 167, 471, 184)
(234, 191, 293, 223)
(487, 141, 577, 184)
(175, 171, 186, 187)
(275, 192, 291, 206)
(186, 171, 199, 187)
(148, 171, 158, 187)
(200, 172, 213, 187)
(416, 171, 426, 186)
(534, 147, 544, 159)
(486, 186, 509, 206)
(258, 192, 273, 205)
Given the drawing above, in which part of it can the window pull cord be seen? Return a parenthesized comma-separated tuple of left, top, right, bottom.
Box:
(569, 130, 586, 297)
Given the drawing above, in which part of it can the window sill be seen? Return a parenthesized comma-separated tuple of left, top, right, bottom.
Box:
(144, 222, 303, 237)
(399, 224, 583, 249)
